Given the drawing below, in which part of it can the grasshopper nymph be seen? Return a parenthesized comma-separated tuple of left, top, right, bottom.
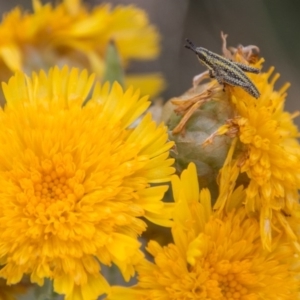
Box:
(185, 39, 260, 98)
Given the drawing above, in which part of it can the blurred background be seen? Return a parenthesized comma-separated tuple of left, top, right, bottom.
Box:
(0, 0, 299, 117)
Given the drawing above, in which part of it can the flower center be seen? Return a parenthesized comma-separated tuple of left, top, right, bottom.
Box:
(34, 172, 72, 206)
(216, 274, 251, 299)
(203, 259, 256, 300)
(16, 153, 86, 236)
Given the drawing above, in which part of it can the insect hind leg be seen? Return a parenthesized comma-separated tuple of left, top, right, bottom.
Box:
(223, 76, 260, 98)
(234, 62, 260, 74)
(223, 76, 248, 87)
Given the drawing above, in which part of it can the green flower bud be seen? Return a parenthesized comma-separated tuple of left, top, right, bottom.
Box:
(163, 85, 234, 200)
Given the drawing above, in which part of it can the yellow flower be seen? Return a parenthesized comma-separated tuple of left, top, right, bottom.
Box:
(0, 0, 164, 97)
(211, 38, 300, 251)
(170, 33, 300, 250)
(107, 163, 300, 300)
(0, 279, 28, 300)
(0, 66, 174, 299)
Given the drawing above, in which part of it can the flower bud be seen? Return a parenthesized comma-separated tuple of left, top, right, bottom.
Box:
(163, 84, 234, 198)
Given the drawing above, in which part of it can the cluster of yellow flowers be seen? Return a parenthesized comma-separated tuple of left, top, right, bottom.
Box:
(0, 0, 164, 98)
(106, 36, 300, 299)
(1, 1, 300, 300)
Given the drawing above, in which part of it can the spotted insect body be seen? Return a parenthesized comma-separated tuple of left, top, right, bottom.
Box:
(185, 39, 260, 99)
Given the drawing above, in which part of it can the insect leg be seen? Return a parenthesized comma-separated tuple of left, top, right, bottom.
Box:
(223, 75, 248, 87)
(233, 62, 260, 74)
(192, 70, 210, 88)
(213, 68, 227, 91)
(209, 69, 215, 78)
(223, 75, 260, 98)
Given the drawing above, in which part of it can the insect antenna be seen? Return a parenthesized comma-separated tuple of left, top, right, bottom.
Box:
(184, 38, 197, 53)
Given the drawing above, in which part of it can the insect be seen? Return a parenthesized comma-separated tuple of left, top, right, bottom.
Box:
(185, 39, 260, 98)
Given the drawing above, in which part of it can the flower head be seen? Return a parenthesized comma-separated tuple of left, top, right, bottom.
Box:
(213, 36, 300, 250)
(0, 0, 164, 97)
(107, 163, 300, 300)
(0, 66, 174, 299)
(168, 32, 300, 250)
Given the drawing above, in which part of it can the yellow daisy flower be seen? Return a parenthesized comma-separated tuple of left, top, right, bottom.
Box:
(0, 0, 164, 97)
(0, 66, 174, 299)
(213, 39, 300, 251)
(169, 33, 300, 251)
(107, 163, 300, 299)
